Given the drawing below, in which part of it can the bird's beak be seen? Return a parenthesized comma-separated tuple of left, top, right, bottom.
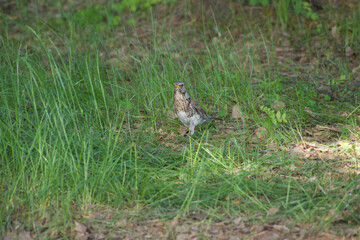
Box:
(175, 85, 180, 88)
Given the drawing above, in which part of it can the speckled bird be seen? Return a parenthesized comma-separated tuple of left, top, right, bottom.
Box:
(173, 81, 221, 136)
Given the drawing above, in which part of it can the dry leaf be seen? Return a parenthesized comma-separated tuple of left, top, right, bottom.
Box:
(304, 107, 316, 117)
(309, 176, 317, 182)
(337, 111, 349, 117)
(271, 100, 285, 111)
(178, 128, 188, 136)
(90, 232, 106, 240)
(116, 219, 127, 227)
(345, 46, 354, 57)
(176, 233, 189, 240)
(349, 134, 357, 141)
(75, 233, 88, 240)
(331, 26, 340, 40)
(175, 224, 189, 233)
(233, 217, 246, 231)
(299, 55, 308, 64)
(289, 146, 305, 158)
(250, 225, 264, 232)
(272, 224, 289, 233)
(345, 227, 359, 237)
(74, 221, 87, 233)
(170, 218, 179, 228)
(225, 128, 235, 134)
(233, 217, 243, 225)
(2, 232, 17, 240)
(155, 221, 165, 227)
(136, 225, 148, 232)
(289, 164, 297, 171)
(250, 231, 280, 240)
(352, 65, 360, 73)
(326, 209, 342, 221)
(268, 207, 280, 216)
(255, 127, 268, 140)
(231, 105, 243, 120)
(230, 237, 242, 240)
(317, 84, 331, 93)
(281, 39, 291, 47)
(17, 231, 34, 240)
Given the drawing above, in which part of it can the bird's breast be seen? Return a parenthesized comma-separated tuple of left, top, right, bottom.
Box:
(174, 93, 188, 112)
(176, 111, 190, 127)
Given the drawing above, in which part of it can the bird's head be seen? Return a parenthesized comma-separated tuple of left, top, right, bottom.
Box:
(174, 81, 191, 99)
(174, 81, 187, 94)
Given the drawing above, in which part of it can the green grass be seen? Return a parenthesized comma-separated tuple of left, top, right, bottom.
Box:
(1, 1, 360, 238)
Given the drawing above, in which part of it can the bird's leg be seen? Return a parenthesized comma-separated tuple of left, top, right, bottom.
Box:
(189, 124, 195, 136)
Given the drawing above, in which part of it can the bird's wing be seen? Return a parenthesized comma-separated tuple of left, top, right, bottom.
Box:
(189, 97, 211, 121)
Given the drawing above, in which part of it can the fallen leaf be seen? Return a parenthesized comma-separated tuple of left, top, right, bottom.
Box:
(233, 217, 243, 226)
(176, 233, 189, 240)
(310, 57, 319, 68)
(352, 65, 360, 73)
(337, 111, 349, 117)
(345, 46, 354, 57)
(74, 221, 87, 233)
(349, 134, 357, 141)
(281, 39, 291, 47)
(250, 231, 280, 240)
(231, 105, 244, 120)
(289, 164, 297, 171)
(84, 213, 95, 219)
(175, 224, 189, 233)
(154, 221, 165, 227)
(136, 225, 148, 232)
(309, 176, 317, 182)
(250, 225, 264, 232)
(230, 237, 242, 240)
(331, 26, 340, 40)
(317, 84, 331, 93)
(170, 218, 179, 228)
(234, 217, 247, 230)
(17, 231, 34, 240)
(271, 100, 285, 111)
(255, 127, 268, 140)
(289, 146, 305, 158)
(225, 128, 235, 134)
(326, 209, 342, 221)
(272, 224, 289, 233)
(90, 232, 106, 240)
(345, 227, 359, 237)
(178, 128, 188, 136)
(75, 233, 88, 240)
(304, 107, 316, 117)
(2, 232, 17, 240)
(116, 219, 127, 227)
(299, 55, 308, 64)
(268, 207, 280, 216)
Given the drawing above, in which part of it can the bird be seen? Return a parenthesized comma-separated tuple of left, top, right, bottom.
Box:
(173, 81, 221, 136)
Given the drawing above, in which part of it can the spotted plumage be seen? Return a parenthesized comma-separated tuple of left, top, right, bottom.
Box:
(173, 81, 220, 136)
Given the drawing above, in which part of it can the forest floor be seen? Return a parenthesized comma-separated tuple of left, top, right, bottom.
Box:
(1, 0, 360, 239)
